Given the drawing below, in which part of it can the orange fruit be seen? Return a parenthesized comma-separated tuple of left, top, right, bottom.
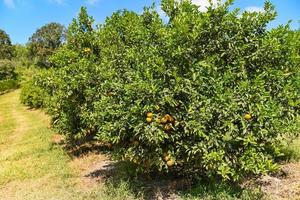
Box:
(147, 112, 153, 118)
(163, 155, 171, 162)
(164, 114, 171, 121)
(160, 117, 168, 124)
(155, 118, 161, 123)
(167, 160, 175, 167)
(244, 113, 252, 120)
(107, 143, 113, 149)
(162, 152, 168, 157)
(166, 114, 175, 123)
(146, 117, 152, 123)
(84, 48, 91, 52)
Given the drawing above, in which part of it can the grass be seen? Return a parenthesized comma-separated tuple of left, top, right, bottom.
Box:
(180, 182, 264, 200)
(0, 89, 298, 200)
(0, 90, 138, 200)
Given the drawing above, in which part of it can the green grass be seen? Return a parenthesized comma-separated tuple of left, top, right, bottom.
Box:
(0, 90, 138, 200)
(281, 136, 300, 162)
(180, 182, 264, 200)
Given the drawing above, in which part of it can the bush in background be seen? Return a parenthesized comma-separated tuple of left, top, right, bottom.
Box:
(0, 60, 19, 93)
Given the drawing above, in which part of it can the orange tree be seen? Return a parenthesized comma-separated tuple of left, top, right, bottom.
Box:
(21, 1, 300, 181)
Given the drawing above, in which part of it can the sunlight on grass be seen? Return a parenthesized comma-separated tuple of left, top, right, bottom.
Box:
(0, 90, 139, 200)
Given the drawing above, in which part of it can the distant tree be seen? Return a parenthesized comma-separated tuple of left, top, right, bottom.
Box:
(0, 29, 14, 60)
(28, 22, 66, 67)
(14, 44, 31, 67)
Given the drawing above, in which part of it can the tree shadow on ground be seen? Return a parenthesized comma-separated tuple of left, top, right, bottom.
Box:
(52, 140, 264, 199)
(83, 161, 263, 200)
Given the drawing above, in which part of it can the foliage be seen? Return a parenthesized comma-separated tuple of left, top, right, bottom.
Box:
(0, 79, 18, 94)
(0, 60, 17, 80)
(28, 22, 66, 67)
(14, 44, 31, 68)
(0, 29, 14, 60)
(0, 60, 18, 93)
(20, 80, 45, 108)
(21, 0, 300, 181)
(20, 69, 54, 108)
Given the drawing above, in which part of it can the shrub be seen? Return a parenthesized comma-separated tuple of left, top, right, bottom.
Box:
(0, 60, 18, 93)
(20, 69, 55, 108)
(23, 1, 300, 181)
(20, 80, 45, 108)
(0, 60, 17, 80)
(0, 79, 18, 94)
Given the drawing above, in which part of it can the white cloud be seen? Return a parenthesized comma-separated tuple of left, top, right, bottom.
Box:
(245, 6, 264, 13)
(3, 0, 15, 8)
(192, 0, 219, 12)
(156, 0, 221, 19)
(86, 0, 100, 5)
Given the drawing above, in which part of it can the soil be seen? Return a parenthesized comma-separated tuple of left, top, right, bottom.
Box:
(259, 162, 300, 200)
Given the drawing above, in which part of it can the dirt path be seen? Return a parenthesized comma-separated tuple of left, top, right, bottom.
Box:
(260, 162, 300, 200)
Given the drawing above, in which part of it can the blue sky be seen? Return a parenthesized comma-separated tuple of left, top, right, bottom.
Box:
(0, 0, 299, 44)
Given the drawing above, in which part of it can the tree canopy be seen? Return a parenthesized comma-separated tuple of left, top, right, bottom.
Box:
(0, 29, 14, 60)
(28, 22, 66, 67)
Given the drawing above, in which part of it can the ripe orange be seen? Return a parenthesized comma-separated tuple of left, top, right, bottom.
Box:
(166, 114, 175, 123)
(244, 113, 252, 120)
(164, 114, 171, 121)
(167, 160, 175, 167)
(155, 118, 161, 123)
(146, 117, 152, 123)
(160, 117, 168, 124)
(147, 112, 153, 118)
(84, 48, 91, 53)
(162, 152, 168, 157)
(163, 155, 171, 162)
